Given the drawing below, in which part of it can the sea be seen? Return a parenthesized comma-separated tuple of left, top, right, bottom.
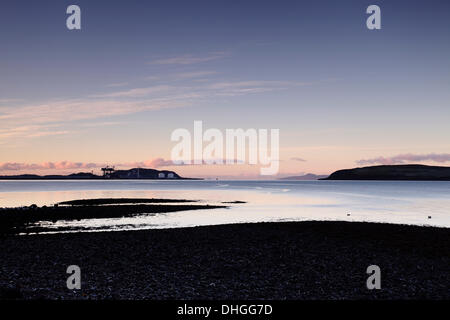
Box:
(0, 180, 449, 233)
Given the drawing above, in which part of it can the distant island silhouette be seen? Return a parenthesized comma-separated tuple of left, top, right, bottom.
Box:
(322, 164, 450, 181)
(1, 164, 450, 181)
(0, 167, 199, 180)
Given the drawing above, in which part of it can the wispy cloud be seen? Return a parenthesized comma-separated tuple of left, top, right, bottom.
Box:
(149, 52, 230, 65)
(0, 97, 187, 144)
(144, 75, 161, 81)
(79, 121, 125, 128)
(356, 153, 450, 165)
(0, 161, 102, 172)
(105, 82, 129, 88)
(0, 99, 183, 126)
(207, 80, 309, 96)
(144, 71, 217, 82)
(91, 85, 172, 98)
(291, 157, 306, 162)
(26, 130, 70, 138)
(172, 71, 217, 80)
(0, 99, 23, 104)
(0, 61, 319, 145)
(0, 124, 69, 140)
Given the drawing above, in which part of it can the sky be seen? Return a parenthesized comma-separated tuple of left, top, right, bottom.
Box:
(0, 0, 449, 178)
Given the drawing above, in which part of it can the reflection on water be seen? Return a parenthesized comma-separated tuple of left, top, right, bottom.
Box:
(0, 180, 449, 232)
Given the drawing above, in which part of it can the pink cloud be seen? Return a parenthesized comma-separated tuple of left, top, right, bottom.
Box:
(146, 158, 175, 167)
(0, 156, 255, 173)
(119, 158, 176, 168)
(0, 160, 174, 172)
(356, 153, 450, 165)
(0, 161, 103, 171)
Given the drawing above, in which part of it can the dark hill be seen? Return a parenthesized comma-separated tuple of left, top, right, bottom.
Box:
(0, 172, 100, 180)
(322, 164, 450, 181)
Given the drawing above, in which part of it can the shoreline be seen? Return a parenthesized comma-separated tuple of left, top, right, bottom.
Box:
(0, 198, 228, 235)
(1, 220, 448, 300)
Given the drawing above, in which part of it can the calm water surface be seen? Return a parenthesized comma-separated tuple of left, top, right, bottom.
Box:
(0, 180, 449, 232)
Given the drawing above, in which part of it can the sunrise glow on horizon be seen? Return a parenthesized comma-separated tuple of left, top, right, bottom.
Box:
(1, 0, 449, 179)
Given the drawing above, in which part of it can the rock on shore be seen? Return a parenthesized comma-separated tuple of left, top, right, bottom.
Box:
(0, 221, 448, 300)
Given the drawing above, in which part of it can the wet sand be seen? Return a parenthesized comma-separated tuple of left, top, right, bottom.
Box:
(0, 221, 448, 300)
